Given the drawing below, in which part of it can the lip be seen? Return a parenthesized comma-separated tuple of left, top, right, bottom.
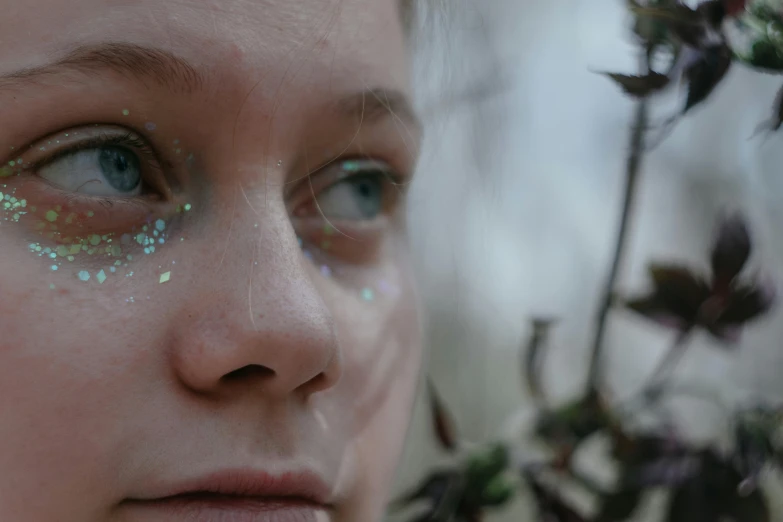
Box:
(125, 469, 332, 522)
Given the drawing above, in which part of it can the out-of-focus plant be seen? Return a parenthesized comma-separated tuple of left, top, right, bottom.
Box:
(390, 1, 783, 521)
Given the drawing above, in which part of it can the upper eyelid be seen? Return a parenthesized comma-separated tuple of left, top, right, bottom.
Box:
(17, 127, 174, 199)
(23, 130, 159, 170)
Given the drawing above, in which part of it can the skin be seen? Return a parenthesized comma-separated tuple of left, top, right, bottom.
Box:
(0, 0, 422, 521)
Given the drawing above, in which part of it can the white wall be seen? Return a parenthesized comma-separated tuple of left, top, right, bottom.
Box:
(393, 0, 783, 520)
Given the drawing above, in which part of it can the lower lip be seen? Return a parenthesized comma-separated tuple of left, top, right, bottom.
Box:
(125, 496, 329, 522)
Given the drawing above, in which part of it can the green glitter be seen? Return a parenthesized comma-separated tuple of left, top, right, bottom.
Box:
(87, 211, 94, 217)
(127, 255, 133, 261)
(77, 271, 90, 282)
(50, 265, 58, 271)
(184, 203, 192, 211)
(56, 246, 69, 257)
(0, 166, 12, 177)
(324, 224, 335, 236)
(49, 284, 55, 290)
(29, 206, 36, 212)
(361, 288, 375, 301)
(159, 271, 171, 284)
(114, 260, 122, 266)
(49, 253, 56, 259)
(8, 161, 14, 167)
(343, 160, 362, 172)
(69, 244, 81, 254)
(122, 109, 130, 116)
(96, 270, 107, 284)
(19, 199, 25, 207)
(110, 245, 122, 256)
(45, 210, 58, 222)
(89, 234, 101, 246)
(67, 256, 74, 262)
(156, 218, 166, 231)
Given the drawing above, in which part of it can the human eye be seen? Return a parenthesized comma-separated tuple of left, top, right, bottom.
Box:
(0, 125, 184, 272)
(292, 158, 405, 223)
(20, 126, 169, 201)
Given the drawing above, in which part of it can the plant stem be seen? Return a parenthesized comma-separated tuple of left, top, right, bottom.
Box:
(586, 85, 650, 395)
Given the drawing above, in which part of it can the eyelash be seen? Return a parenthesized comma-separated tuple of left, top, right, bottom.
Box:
(27, 131, 165, 194)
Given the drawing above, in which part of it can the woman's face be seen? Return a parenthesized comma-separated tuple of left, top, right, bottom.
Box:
(0, 0, 422, 521)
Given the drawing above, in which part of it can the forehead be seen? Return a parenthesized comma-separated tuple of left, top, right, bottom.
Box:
(0, 0, 409, 96)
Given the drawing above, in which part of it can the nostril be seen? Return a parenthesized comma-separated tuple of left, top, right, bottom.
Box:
(221, 364, 275, 382)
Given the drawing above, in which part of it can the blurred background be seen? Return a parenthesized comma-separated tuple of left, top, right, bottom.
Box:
(392, 0, 783, 519)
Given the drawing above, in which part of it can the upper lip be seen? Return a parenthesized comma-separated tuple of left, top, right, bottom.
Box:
(143, 469, 332, 506)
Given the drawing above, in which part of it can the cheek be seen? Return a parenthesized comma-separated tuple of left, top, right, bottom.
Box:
(0, 277, 166, 518)
(327, 272, 423, 519)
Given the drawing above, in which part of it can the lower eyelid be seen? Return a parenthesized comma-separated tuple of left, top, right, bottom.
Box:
(6, 178, 173, 238)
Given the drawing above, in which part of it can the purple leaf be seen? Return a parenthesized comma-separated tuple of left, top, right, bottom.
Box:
(626, 265, 709, 330)
(717, 285, 775, 326)
(525, 471, 589, 522)
(427, 379, 459, 452)
(682, 44, 732, 115)
(601, 71, 671, 98)
(710, 214, 751, 287)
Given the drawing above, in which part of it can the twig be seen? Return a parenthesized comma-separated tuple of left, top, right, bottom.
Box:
(586, 64, 651, 395)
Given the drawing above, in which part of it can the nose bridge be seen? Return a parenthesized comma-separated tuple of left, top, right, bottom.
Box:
(169, 199, 341, 399)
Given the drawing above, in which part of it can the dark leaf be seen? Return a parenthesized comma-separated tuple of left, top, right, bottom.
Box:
(464, 443, 510, 496)
(626, 265, 709, 329)
(667, 474, 722, 522)
(392, 471, 460, 509)
(683, 44, 732, 115)
(596, 491, 643, 522)
(524, 319, 555, 402)
(726, 488, 770, 522)
(601, 71, 671, 97)
(717, 284, 775, 326)
(746, 40, 783, 72)
(525, 471, 589, 522)
(668, 450, 770, 522)
(458, 511, 484, 522)
(696, 1, 728, 28)
(735, 409, 779, 495)
(427, 378, 459, 452)
(478, 475, 516, 507)
(613, 432, 700, 490)
(710, 214, 751, 287)
(535, 393, 611, 451)
(630, 4, 707, 48)
(722, 0, 747, 17)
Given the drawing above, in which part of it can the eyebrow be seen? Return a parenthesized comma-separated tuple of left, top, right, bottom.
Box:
(0, 42, 204, 94)
(0, 42, 421, 133)
(336, 87, 421, 134)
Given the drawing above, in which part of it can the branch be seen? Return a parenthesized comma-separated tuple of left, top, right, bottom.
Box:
(586, 57, 651, 395)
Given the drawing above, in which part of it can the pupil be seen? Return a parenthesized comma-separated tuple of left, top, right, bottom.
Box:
(352, 174, 382, 218)
(98, 146, 141, 192)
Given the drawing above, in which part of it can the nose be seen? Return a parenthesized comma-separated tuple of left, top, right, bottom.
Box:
(168, 219, 342, 401)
